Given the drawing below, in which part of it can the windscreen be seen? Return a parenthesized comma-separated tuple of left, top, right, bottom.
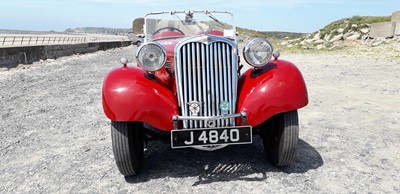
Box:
(143, 11, 236, 42)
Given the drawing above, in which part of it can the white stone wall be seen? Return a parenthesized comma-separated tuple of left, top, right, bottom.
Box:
(370, 11, 400, 38)
(393, 11, 400, 36)
(370, 22, 396, 38)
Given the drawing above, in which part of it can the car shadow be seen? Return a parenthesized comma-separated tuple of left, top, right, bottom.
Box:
(125, 137, 323, 185)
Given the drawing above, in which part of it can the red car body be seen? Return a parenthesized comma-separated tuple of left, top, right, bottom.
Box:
(102, 35, 308, 130)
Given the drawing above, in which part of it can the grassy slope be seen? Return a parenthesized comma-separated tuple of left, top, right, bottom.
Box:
(316, 16, 391, 39)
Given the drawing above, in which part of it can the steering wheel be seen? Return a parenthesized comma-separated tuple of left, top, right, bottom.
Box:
(153, 27, 185, 36)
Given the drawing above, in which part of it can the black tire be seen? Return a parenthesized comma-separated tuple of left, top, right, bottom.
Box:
(260, 110, 299, 166)
(111, 121, 144, 176)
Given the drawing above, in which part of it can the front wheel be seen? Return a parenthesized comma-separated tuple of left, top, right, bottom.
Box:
(260, 110, 299, 166)
(111, 121, 144, 176)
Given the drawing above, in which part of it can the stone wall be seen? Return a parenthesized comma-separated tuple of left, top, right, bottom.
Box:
(393, 11, 400, 36)
(370, 11, 400, 38)
(370, 22, 396, 38)
(0, 41, 131, 68)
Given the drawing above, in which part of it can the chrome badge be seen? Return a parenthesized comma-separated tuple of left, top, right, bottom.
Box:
(220, 101, 230, 114)
(188, 101, 201, 116)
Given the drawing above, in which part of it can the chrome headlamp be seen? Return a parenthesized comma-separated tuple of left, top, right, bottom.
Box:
(243, 38, 273, 68)
(136, 42, 166, 71)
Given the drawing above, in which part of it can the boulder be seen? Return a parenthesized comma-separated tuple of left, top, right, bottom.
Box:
(346, 33, 360, 40)
(324, 34, 331, 41)
(311, 32, 321, 41)
(371, 41, 382, 47)
(330, 34, 344, 42)
(314, 39, 325, 44)
(360, 28, 369, 34)
(316, 44, 326, 50)
(305, 39, 313, 44)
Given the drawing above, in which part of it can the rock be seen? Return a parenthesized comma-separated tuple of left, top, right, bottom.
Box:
(324, 34, 331, 41)
(305, 39, 313, 44)
(330, 34, 343, 42)
(316, 44, 326, 50)
(346, 33, 360, 41)
(280, 41, 289, 46)
(329, 45, 337, 50)
(311, 32, 321, 41)
(337, 28, 344, 33)
(314, 39, 325, 44)
(371, 41, 382, 47)
(360, 28, 369, 34)
(343, 32, 353, 39)
(351, 24, 358, 28)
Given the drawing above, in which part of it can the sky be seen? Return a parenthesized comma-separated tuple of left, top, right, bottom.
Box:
(0, 0, 398, 33)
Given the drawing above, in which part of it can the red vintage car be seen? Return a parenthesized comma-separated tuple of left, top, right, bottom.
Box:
(102, 10, 308, 176)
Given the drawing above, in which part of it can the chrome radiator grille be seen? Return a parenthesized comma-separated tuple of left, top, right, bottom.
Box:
(174, 37, 238, 129)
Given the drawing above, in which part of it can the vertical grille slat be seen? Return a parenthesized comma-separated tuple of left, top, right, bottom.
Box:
(187, 45, 193, 128)
(214, 43, 220, 127)
(175, 38, 238, 129)
(210, 44, 215, 118)
(222, 44, 229, 125)
(227, 45, 233, 126)
(191, 43, 197, 128)
(201, 44, 207, 128)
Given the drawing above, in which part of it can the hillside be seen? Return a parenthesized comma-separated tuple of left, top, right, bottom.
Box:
(280, 15, 393, 50)
(203, 21, 303, 44)
(236, 26, 304, 44)
(0, 29, 61, 34)
(64, 27, 131, 35)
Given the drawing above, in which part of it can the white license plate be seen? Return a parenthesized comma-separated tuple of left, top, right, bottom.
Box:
(171, 126, 252, 148)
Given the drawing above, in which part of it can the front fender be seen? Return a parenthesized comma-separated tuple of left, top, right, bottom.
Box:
(102, 66, 178, 131)
(237, 59, 308, 126)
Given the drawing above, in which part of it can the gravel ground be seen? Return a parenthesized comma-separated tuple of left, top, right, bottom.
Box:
(0, 46, 399, 193)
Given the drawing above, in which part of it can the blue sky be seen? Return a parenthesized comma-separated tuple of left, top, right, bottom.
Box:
(0, 0, 398, 33)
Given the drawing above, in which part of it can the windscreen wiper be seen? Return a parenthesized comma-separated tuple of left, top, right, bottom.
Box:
(205, 11, 225, 27)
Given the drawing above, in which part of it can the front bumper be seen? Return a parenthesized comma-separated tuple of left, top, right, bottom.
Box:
(172, 112, 249, 130)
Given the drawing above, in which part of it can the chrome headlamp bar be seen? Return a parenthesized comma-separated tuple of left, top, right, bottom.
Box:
(172, 112, 248, 130)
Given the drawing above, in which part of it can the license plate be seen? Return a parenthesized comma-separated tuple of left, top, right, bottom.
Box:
(171, 126, 252, 148)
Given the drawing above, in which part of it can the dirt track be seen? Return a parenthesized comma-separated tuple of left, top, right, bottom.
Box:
(0, 46, 399, 193)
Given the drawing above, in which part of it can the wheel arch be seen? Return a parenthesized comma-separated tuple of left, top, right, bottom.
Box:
(237, 59, 308, 127)
(102, 66, 179, 131)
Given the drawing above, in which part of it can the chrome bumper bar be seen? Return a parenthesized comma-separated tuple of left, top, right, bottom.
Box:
(172, 112, 248, 130)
